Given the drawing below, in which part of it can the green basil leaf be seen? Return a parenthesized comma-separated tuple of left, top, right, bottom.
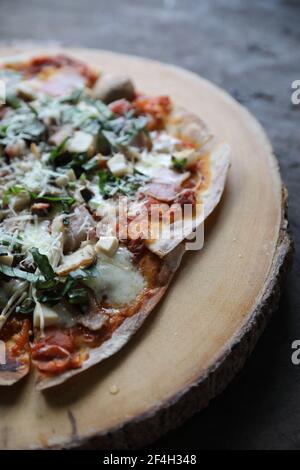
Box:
(59, 88, 84, 104)
(2, 185, 27, 205)
(16, 297, 35, 314)
(30, 248, 55, 280)
(70, 265, 98, 280)
(0, 264, 42, 283)
(39, 195, 75, 205)
(67, 287, 89, 305)
(5, 91, 22, 109)
(171, 156, 188, 172)
(36, 278, 58, 291)
(50, 136, 69, 161)
(94, 100, 114, 120)
(82, 156, 100, 172)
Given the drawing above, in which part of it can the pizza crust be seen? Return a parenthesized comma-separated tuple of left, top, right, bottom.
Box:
(145, 107, 230, 257)
(0, 362, 30, 386)
(0, 54, 229, 389)
(36, 244, 185, 390)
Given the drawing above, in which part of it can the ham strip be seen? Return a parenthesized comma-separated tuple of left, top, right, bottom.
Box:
(149, 167, 190, 185)
(37, 67, 87, 96)
(145, 182, 179, 202)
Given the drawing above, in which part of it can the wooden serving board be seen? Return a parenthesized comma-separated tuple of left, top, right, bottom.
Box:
(0, 47, 292, 449)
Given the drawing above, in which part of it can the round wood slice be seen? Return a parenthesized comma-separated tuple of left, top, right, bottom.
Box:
(0, 47, 292, 450)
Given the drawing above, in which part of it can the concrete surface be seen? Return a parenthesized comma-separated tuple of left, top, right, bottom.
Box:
(0, 0, 299, 450)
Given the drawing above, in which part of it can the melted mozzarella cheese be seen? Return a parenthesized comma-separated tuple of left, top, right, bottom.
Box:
(151, 131, 181, 153)
(135, 132, 183, 178)
(135, 149, 172, 178)
(84, 247, 145, 306)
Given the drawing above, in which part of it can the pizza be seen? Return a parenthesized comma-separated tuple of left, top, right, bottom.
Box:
(0, 53, 230, 389)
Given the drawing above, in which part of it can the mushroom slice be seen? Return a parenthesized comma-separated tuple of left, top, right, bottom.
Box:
(56, 244, 96, 276)
(93, 75, 135, 103)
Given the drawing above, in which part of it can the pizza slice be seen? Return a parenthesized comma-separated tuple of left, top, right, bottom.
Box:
(0, 53, 229, 388)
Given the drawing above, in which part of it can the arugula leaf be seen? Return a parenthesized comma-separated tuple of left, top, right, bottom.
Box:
(36, 275, 74, 305)
(22, 118, 45, 141)
(0, 108, 45, 146)
(50, 136, 69, 161)
(69, 265, 98, 280)
(2, 185, 27, 205)
(101, 130, 119, 151)
(59, 88, 84, 104)
(5, 91, 22, 110)
(119, 170, 149, 196)
(38, 195, 75, 205)
(93, 99, 114, 120)
(36, 278, 58, 291)
(37, 291, 63, 305)
(2, 186, 38, 206)
(102, 115, 149, 150)
(0, 124, 8, 138)
(67, 287, 89, 305)
(98, 170, 119, 198)
(0, 264, 42, 283)
(82, 155, 101, 172)
(0, 238, 22, 252)
(36, 275, 90, 307)
(30, 194, 75, 214)
(98, 169, 149, 198)
(171, 156, 188, 172)
(27, 102, 38, 116)
(35, 263, 95, 307)
(30, 248, 55, 280)
(16, 297, 35, 314)
(63, 275, 77, 292)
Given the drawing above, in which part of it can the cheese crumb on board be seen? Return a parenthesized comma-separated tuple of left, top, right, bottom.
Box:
(109, 384, 120, 395)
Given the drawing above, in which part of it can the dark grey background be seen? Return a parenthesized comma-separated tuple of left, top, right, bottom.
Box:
(0, 0, 299, 450)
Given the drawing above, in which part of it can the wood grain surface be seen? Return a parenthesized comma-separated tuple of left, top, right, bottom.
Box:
(0, 47, 291, 449)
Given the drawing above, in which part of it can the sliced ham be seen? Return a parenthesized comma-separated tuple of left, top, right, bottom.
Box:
(143, 168, 191, 202)
(49, 124, 72, 146)
(151, 167, 190, 185)
(144, 182, 179, 202)
(37, 67, 86, 96)
(76, 293, 109, 331)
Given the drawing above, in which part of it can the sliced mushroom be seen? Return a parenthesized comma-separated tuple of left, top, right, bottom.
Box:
(0, 254, 13, 266)
(11, 191, 31, 211)
(56, 244, 96, 276)
(93, 75, 135, 103)
(63, 205, 96, 253)
(67, 131, 95, 155)
(49, 124, 72, 146)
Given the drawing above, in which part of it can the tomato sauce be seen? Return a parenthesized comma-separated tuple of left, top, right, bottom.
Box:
(31, 251, 161, 376)
(6, 54, 98, 87)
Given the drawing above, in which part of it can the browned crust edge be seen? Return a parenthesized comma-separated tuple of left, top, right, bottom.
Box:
(0, 362, 30, 386)
(36, 245, 185, 390)
(58, 185, 292, 450)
